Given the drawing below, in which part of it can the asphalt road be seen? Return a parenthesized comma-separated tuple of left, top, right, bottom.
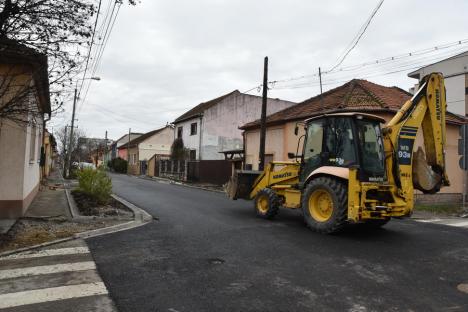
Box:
(87, 174, 468, 312)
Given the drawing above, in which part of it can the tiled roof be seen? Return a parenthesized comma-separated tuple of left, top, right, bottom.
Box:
(174, 90, 240, 123)
(118, 126, 171, 149)
(114, 132, 144, 144)
(241, 79, 466, 129)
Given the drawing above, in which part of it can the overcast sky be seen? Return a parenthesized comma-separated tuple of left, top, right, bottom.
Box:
(50, 0, 468, 139)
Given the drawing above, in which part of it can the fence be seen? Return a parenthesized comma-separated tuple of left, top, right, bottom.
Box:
(158, 159, 187, 181)
(187, 160, 231, 185)
(157, 159, 231, 185)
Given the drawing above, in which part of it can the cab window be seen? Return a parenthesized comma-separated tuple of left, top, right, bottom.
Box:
(324, 118, 357, 167)
(304, 120, 324, 161)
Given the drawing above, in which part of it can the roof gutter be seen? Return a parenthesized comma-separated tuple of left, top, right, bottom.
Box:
(174, 113, 203, 124)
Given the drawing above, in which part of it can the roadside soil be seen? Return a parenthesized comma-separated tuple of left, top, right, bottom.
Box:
(72, 190, 133, 218)
(0, 218, 124, 253)
(413, 203, 467, 218)
(0, 190, 134, 254)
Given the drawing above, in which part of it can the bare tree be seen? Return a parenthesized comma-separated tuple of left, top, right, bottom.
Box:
(0, 0, 136, 126)
(55, 125, 86, 162)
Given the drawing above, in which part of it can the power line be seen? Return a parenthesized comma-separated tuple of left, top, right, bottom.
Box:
(241, 39, 468, 94)
(328, 0, 385, 72)
(78, 1, 122, 113)
(77, 0, 103, 98)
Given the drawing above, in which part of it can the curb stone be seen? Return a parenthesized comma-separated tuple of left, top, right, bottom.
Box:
(0, 194, 153, 258)
(135, 174, 225, 194)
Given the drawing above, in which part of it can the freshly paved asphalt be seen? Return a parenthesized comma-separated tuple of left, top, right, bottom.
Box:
(87, 174, 468, 312)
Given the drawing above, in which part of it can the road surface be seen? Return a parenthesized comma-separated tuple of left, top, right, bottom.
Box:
(87, 174, 468, 312)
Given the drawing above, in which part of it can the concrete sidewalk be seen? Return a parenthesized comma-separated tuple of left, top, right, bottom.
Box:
(25, 170, 71, 220)
(0, 169, 71, 235)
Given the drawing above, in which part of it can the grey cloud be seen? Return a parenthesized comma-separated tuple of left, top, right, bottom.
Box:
(52, 0, 468, 139)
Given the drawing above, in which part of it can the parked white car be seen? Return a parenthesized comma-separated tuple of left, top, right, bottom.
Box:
(79, 162, 96, 170)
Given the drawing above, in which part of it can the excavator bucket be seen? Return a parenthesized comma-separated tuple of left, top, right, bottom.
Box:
(226, 170, 262, 200)
(412, 147, 443, 194)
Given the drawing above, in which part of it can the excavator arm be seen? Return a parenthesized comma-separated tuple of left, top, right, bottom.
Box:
(382, 73, 450, 199)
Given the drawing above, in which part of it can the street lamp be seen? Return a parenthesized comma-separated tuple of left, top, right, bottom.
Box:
(66, 76, 101, 177)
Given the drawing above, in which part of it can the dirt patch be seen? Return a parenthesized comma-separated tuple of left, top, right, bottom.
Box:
(72, 190, 133, 218)
(414, 204, 465, 217)
(0, 218, 123, 253)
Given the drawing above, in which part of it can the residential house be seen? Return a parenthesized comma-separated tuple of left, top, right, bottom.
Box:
(0, 39, 51, 218)
(42, 129, 57, 178)
(118, 125, 174, 175)
(241, 79, 467, 203)
(408, 50, 468, 116)
(173, 90, 296, 161)
(112, 132, 143, 161)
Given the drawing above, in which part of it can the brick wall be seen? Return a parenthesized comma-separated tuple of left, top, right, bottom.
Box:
(415, 193, 462, 205)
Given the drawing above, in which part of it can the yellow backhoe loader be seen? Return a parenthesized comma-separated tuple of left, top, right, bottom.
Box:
(227, 73, 450, 233)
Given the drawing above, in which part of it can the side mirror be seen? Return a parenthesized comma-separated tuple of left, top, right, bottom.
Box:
(294, 126, 299, 136)
(288, 152, 296, 159)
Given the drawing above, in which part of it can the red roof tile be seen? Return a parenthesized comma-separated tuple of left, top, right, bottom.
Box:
(241, 79, 466, 129)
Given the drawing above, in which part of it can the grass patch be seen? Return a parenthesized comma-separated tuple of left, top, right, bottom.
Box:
(414, 204, 464, 215)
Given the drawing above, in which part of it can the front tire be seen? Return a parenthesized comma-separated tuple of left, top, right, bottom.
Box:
(254, 188, 280, 219)
(301, 177, 348, 234)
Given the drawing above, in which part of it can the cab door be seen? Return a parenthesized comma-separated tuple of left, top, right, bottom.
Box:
(300, 119, 325, 183)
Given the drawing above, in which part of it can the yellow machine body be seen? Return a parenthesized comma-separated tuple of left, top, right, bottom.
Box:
(227, 73, 450, 229)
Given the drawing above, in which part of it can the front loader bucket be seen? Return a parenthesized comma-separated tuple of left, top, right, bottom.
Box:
(226, 170, 262, 200)
(413, 147, 444, 194)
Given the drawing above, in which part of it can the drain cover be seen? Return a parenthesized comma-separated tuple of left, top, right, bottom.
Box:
(457, 284, 468, 294)
(208, 258, 225, 265)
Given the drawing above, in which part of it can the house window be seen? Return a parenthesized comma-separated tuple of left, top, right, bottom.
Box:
(189, 149, 197, 160)
(131, 154, 137, 165)
(177, 126, 183, 138)
(190, 122, 197, 135)
(29, 126, 36, 162)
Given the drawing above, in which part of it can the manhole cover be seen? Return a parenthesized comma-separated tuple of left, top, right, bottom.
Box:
(208, 258, 225, 265)
(457, 283, 468, 294)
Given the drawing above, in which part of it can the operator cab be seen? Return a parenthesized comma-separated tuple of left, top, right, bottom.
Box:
(299, 113, 386, 184)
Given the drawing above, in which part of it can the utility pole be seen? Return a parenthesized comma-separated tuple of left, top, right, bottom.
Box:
(127, 128, 131, 164)
(63, 124, 68, 177)
(319, 67, 324, 110)
(258, 56, 268, 171)
(104, 130, 108, 168)
(319, 67, 323, 94)
(67, 88, 78, 178)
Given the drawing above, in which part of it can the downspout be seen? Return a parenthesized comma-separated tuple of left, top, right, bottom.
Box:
(242, 130, 246, 170)
(41, 112, 51, 180)
(198, 114, 203, 160)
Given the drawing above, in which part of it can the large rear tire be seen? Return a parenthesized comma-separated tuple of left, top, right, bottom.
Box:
(254, 188, 280, 219)
(301, 177, 348, 234)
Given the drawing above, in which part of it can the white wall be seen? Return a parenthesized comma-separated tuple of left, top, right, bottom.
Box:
(410, 53, 468, 115)
(23, 119, 42, 198)
(174, 118, 201, 159)
(445, 75, 466, 115)
(0, 119, 26, 200)
(201, 93, 295, 160)
(138, 127, 174, 161)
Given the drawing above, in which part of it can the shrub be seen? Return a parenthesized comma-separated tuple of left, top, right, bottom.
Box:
(170, 138, 189, 160)
(109, 157, 128, 173)
(76, 168, 112, 204)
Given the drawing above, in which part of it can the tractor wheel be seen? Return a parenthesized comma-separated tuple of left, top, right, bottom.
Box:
(361, 219, 390, 229)
(301, 177, 348, 234)
(254, 188, 280, 219)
